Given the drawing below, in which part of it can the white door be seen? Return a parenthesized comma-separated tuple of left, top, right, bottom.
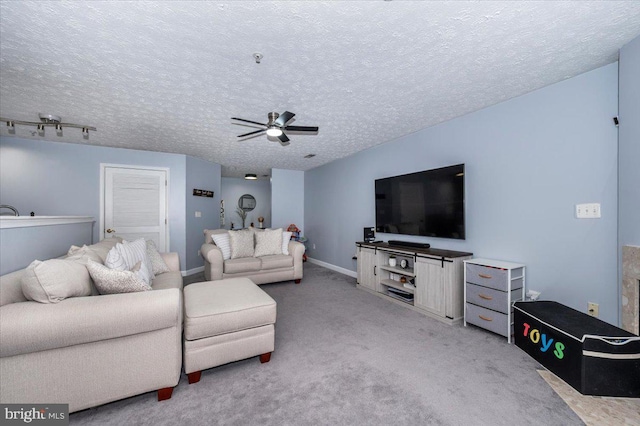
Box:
(102, 166, 168, 251)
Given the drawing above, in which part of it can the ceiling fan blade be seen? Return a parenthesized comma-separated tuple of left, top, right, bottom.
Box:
(278, 133, 290, 146)
(284, 125, 319, 132)
(231, 117, 267, 127)
(274, 111, 295, 126)
(237, 129, 266, 138)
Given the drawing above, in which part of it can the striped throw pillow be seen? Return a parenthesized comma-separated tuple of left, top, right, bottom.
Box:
(211, 232, 231, 260)
(117, 238, 155, 282)
(282, 231, 293, 255)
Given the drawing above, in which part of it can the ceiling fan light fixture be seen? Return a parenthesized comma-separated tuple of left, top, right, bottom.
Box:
(245, 173, 258, 180)
(266, 126, 283, 137)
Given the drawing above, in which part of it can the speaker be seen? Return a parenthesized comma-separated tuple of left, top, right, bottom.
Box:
(364, 227, 375, 242)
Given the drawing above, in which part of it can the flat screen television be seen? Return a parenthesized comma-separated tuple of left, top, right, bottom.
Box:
(375, 164, 465, 240)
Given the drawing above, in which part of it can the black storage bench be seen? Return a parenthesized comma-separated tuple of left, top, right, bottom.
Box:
(513, 301, 640, 398)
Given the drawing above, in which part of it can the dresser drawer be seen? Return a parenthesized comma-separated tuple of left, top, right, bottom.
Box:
(466, 263, 508, 291)
(466, 283, 522, 314)
(465, 303, 510, 337)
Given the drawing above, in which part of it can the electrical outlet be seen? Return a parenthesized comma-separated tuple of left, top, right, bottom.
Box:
(195, 211, 201, 218)
(588, 302, 599, 317)
(313, 244, 316, 250)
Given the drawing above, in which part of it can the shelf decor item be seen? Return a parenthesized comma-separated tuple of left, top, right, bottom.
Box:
(258, 216, 264, 228)
(400, 259, 408, 269)
(388, 256, 397, 267)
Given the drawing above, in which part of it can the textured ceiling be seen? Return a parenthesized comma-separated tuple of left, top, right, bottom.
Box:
(1, 1, 639, 178)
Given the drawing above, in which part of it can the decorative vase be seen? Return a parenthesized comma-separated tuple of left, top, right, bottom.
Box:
(389, 258, 397, 267)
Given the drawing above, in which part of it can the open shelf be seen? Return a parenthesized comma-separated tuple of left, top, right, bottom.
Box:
(380, 279, 415, 294)
(379, 265, 416, 277)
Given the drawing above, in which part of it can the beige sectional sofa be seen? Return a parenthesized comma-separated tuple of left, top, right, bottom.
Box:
(201, 228, 305, 284)
(0, 238, 183, 413)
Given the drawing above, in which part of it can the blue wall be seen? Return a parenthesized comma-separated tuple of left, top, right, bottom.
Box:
(220, 177, 272, 230)
(0, 137, 222, 272)
(619, 35, 640, 247)
(305, 63, 620, 324)
(272, 169, 304, 234)
(186, 155, 221, 272)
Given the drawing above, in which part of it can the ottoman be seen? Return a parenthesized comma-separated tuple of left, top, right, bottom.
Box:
(183, 278, 277, 384)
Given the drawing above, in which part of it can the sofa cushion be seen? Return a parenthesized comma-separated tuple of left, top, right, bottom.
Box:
(0, 287, 182, 358)
(229, 229, 254, 259)
(87, 259, 151, 294)
(146, 240, 171, 275)
(118, 238, 155, 281)
(282, 231, 293, 254)
(224, 257, 261, 274)
(75, 237, 122, 263)
(183, 278, 276, 341)
(211, 232, 231, 260)
(260, 254, 294, 270)
(151, 271, 184, 291)
(21, 259, 94, 304)
(254, 228, 283, 257)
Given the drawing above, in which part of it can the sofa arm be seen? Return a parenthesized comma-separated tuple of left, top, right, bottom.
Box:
(0, 288, 182, 358)
(160, 252, 180, 272)
(201, 243, 223, 281)
(289, 241, 305, 280)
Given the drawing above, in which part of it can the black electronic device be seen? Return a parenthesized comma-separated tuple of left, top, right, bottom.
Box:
(364, 227, 375, 243)
(388, 240, 431, 249)
(375, 164, 465, 239)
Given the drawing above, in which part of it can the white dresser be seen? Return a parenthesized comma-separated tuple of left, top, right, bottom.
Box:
(464, 258, 526, 343)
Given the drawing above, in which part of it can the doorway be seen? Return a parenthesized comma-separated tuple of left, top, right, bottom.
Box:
(100, 164, 169, 251)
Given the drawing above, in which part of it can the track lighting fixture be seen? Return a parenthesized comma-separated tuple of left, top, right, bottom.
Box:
(0, 114, 96, 138)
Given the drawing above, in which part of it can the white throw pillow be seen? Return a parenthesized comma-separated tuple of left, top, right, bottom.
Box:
(211, 232, 232, 260)
(21, 259, 93, 303)
(146, 239, 170, 275)
(282, 231, 293, 255)
(86, 259, 152, 294)
(229, 229, 255, 259)
(254, 228, 283, 257)
(105, 245, 127, 271)
(117, 238, 155, 281)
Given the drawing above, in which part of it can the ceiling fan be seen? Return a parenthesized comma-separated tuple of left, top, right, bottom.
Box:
(231, 111, 318, 146)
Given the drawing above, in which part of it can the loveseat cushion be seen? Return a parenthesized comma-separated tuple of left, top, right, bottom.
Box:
(254, 228, 283, 257)
(224, 257, 261, 274)
(260, 254, 294, 270)
(229, 229, 255, 259)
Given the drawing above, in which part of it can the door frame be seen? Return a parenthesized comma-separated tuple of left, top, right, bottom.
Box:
(99, 163, 170, 250)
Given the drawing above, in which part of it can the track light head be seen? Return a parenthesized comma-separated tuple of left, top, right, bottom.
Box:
(6, 121, 15, 134)
(37, 123, 45, 135)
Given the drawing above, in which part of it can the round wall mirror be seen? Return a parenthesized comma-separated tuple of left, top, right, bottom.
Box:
(238, 194, 256, 212)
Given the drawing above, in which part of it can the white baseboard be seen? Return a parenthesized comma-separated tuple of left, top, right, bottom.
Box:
(306, 257, 357, 279)
(182, 266, 204, 277)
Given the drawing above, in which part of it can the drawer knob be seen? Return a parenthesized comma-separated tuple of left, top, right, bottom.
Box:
(479, 315, 493, 322)
(478, 273, 492, 279)
(478, 294, 493, 300)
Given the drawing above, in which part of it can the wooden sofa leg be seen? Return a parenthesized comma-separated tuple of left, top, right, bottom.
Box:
(259, 352, 272, 363)
(187, 371, 202, 384)
(294, 279, 301, 284)
(158, 387, 174, 401)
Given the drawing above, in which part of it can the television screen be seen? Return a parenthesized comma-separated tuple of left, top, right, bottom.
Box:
(375, 164, 465, 239)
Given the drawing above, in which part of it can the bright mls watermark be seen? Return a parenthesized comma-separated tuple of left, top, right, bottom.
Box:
(1, 404, 68, 425)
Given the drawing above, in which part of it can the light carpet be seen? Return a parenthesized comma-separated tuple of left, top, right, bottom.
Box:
(71, 263, 582, 425)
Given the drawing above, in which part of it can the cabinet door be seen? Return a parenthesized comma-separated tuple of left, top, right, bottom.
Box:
(358, 247, 377, 291)
(415, 257, 446, 317)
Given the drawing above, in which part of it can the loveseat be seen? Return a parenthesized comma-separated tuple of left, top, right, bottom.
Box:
(0, 238, 183, 413)
(201, 228, 305, 284)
